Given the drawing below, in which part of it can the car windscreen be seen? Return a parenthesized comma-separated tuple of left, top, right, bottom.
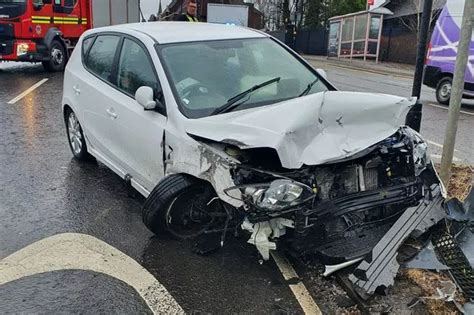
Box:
(158, 38, 329, 119)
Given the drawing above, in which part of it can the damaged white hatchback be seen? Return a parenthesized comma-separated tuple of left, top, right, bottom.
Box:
(62, 22, 447, 297)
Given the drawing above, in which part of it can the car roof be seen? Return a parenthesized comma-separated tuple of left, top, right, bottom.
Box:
(93, 22, 267, 44)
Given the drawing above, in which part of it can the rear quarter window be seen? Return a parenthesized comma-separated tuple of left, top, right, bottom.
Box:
(81, 36, 95, 60)
(84, 35, 120, 83)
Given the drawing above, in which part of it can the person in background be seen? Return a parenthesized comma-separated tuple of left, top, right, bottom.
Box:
(176, 0, 199, 22)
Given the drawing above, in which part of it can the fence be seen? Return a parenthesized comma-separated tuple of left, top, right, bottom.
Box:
(268, 28, 328, 56)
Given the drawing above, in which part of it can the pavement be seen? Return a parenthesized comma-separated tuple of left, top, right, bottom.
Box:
(303, 55, 415, 78)
(0, 59, 473, 314)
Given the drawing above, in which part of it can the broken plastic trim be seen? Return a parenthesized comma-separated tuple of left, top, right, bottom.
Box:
(349, 186, 445, 298)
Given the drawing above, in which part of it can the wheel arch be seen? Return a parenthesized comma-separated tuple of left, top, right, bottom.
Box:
(437, 72, 453, 83)
(44, 28, 69, 59)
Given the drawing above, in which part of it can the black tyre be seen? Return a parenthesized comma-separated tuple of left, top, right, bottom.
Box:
(436, 76, 452, 105)
(42, 40, 67, 72)
(65, 108, 91, 161)
(143, 174, 218, 239)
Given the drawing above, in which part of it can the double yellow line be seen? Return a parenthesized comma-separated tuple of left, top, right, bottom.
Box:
(31, 16, 88, 25)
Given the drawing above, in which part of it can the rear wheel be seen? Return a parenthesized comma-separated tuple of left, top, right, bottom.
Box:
(65, 109, 91, 161)
(436, 76, 452, 105)
(42, 40, 67, 72)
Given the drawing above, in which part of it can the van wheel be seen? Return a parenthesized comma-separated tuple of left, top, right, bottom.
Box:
(436, 77, 452, 105)
(42, 40, 67, 72)
(143, 175, 219, 239)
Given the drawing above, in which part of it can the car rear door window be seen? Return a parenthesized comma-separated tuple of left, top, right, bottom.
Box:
(85, 35, 120, 83)
(117, 38, 159, 97)
(82, 36, 95, 59)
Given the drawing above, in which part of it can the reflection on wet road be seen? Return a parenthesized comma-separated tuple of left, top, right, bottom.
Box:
(0, 64, 303, 313)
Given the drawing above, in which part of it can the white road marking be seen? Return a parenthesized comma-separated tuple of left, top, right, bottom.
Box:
(431, 154, 462, 162)
(427, 103, 474, 116)
(271, 252, 322, 315)
(426, 139, 462, 161)
(7, 78, 48, 104)
(0, 233, 183, 314)
(427, 140, 460, 153)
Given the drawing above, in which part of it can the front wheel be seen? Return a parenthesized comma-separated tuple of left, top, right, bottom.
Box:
(143, 175, 222, 239)
(436, 77, 452, 105)
(42, 40, 67, 72)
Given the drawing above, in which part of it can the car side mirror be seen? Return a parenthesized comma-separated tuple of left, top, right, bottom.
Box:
(316, 68, 328, 80)
(135, 86, 157, 110)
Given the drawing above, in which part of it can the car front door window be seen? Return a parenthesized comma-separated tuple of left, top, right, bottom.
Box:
(117, 38, 159, 98)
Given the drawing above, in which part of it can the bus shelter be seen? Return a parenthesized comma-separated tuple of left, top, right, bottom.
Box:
(328, 8, 392, 62)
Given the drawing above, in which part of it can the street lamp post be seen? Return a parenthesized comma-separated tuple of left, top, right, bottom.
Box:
(405, 0, 433, 132)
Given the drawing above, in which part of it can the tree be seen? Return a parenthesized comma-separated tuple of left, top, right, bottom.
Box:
(398, 0, 444, 43)
(304, 0, 366, 28)
(328, 0, 366, 18)
(304, 0, 327, 28)
(254, 0, 366, 30)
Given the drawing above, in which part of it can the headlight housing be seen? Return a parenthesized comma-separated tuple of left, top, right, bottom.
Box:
(405, 128, 431, 176)
(16, 43, 30, 56)
(243, 179, 314, 211)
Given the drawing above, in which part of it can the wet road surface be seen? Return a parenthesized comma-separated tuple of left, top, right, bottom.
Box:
(1, 60, 473, 313)
(0, 63, 303, 314)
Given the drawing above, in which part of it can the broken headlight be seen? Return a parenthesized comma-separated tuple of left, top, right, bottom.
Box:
(245, 180, 314, 211)
(406, 128, 431, 176)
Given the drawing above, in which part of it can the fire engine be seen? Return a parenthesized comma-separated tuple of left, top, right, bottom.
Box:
(0, 0, 140, 71)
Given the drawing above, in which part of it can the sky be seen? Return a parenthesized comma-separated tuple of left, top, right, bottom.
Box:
(140, 0, 171, 18)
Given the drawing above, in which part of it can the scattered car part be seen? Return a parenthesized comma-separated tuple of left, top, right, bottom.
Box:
(403, 242, 450, 270)
(348, 189, 445, 298)
(432, 189, 474, 299)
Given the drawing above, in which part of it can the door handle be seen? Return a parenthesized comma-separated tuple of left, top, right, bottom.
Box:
(106, 108, 117, 119)
(73, 86, 81, 95)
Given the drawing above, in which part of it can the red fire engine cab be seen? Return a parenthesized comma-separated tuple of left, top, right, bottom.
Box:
(0, 0, 140, 71)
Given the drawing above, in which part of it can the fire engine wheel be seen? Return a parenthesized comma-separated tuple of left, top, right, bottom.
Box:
(42, 40, 66, 72)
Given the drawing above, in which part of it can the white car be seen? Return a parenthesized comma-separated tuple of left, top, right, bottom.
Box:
(62, 22, 446, 296)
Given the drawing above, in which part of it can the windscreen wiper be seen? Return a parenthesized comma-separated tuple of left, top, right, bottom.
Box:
(210, 77, 281, 116)
(299, 77, 319, 97)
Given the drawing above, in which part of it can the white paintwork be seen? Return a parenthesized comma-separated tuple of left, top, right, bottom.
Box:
(82, 22, 266, 44)
(135, 86, 157, 110)
(185, 92, 416, 169)
(0, 233, 183, 314)
(207, 3, 249, 27)
(315, 68, 328, 80)
(62, 23, 420, 199)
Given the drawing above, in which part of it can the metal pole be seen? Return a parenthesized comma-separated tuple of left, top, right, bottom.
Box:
(440, 0, 473, 185)
(405, 0, 433, 132)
